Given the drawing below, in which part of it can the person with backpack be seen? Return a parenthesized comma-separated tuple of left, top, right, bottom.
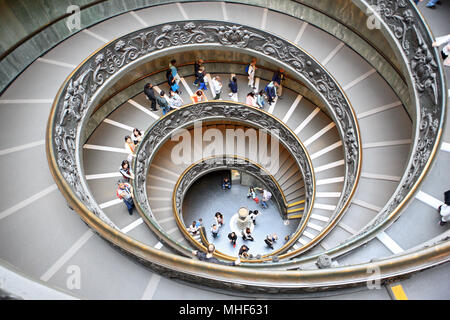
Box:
(157, 90, 171, 115)
(242, 227, 254, 241)
(265, 81, 278, 105)
(228, 76, 238, 102)
(193, 59, 204, 86)
(196, 66, 208, 91)
(247, 57, 257, 89)
(166, 68, 180, 94)
(272, 67, 286, 99)
(116, 181, 134, 215)
(144, 83, 158, 111)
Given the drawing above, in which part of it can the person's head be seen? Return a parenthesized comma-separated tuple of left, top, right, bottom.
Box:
(192, 221, 196, 227)
(199, 66, 205, 72)
(251, 57, 257, 65)
(253, 210, 259, 215)
(124, 135, 132, 143)
(169, 89, 175, 97)
(196, 90, 203, 96)
(215, 212, 221, 217)
(198, 59, 204, 64)
(133, 128, 141, 136)
(258, 90, 264, 96)
(232, 76, 237, 82)
(230, 232, 236, 237)
(198, 218, 203, 223)
(145, 83, 152, 89)
(117, 181, 126, 189)
(170, 59, 176, 65)
(160, 90, 165, 97)
(212, 224, 217, 229)
(207, 243, 215, 254)
(121, 160, 129, 169)
(279, 67, 285, 73)
(245, 227, 251, 234)
(214, 76, 221, 81)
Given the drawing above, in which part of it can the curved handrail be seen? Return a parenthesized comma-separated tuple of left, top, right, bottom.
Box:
(47, 20, 361, 259)
(43, 8, 448, 291)
(172, 155, 294, 262)
(132, 101, 315, 261)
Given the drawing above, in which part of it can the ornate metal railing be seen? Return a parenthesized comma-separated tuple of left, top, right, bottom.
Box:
(47, 20, 361, 259)
(241, 0, 448, 269)
(43, 3, 449, 291)
(132, 101, 315, 259)
(172, 155, 294, 261)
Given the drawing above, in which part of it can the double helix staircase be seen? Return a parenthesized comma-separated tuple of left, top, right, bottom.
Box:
(0, 0, 448, 299)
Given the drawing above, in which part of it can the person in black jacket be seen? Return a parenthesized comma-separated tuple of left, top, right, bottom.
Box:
(192, 244, 240, 266)
(144, 83, 157, 111)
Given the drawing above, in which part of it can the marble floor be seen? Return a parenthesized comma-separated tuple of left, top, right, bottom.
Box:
(182, 170, 300, 257)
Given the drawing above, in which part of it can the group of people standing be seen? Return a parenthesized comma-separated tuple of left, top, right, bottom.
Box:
(142, 57, 287, 116)
(115, 128, 143, 216)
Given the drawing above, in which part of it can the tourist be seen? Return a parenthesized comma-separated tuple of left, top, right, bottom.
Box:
(222, 177, 231, 190)
(249, 210, 259, 225)
(116, 180, 134, 215)
(144, 83, 157, 111)
(196, 65, 208, 91)
(192, 244, 241, 265)
(168, 89, 184, 109)
(211, 224, 220, 238)
(124, 135, 135, 162)
(256, 90, 266, 109)
(169, 59, 181, 88)
(246, 91, 257, 107)
(247, 186, 257, 199)
(210, 75, 223, 100)
(242, 227, 254, 241)
(228, 232, 237, 247)
(157, 90, 171, 115)
(247, 57, 257, 88)
(119, 160, 134, 182)
(432, 34, 450, 66)
(193, 58, 204, 86)
(272, 67, 286, 99)
(166, 67, 180, 94)
(131, 128, 142, 146)
(264, 233, 278, 249)
(438, 190, 450, 226)
(265, 80, 278, 105)
(255, 187, 272, 209)
(228, 76, 238, 102)
(238, 244, 250, 259)
(195, 218, 203, 228)
(189, 221, 199, 235)
(214, 212, 224, 227)
(191, 89, 207, 103)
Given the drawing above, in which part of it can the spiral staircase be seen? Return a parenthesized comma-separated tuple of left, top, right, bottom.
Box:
(0, 0, 449, 300)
